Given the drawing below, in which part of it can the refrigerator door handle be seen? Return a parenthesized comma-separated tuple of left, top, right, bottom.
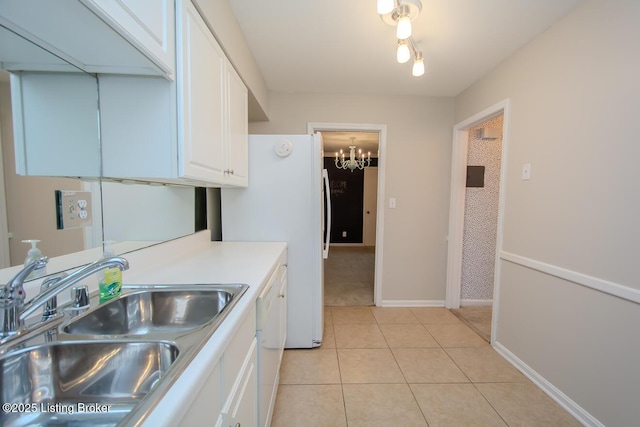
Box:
(322, 168, 331, 259)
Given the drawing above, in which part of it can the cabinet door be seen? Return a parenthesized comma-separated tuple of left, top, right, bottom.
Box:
(0, 0, 164, 76)
(225, 64, 248, 187)
(177, 0, 226, 183)
(81, 0, 176, 78)
(11, 72, 101, 177)
(225, 338, 258, 427)
(178, 359, 222, 426)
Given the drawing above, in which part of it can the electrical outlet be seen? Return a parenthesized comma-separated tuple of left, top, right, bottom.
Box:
(56, 190, 93, 230)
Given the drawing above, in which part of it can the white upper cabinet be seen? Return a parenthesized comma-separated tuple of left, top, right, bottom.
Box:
(0, 0, 174, 78)
(81, 0, 176, 78)
(10, 72, 101, 177)
(178, 1, 226, 183)
(99, 0, 248, 187)
(225, 64, 249, 186)
(2, 0, 247, 186)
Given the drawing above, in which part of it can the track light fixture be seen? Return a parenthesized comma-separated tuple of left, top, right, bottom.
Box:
(378, 0, 425, 77)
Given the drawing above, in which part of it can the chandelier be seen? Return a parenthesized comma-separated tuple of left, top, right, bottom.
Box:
(377, 0, 425, 77)
(334, 138, 371, 172)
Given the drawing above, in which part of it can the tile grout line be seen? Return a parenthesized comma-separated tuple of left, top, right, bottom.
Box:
(374, 307, 433, 427)
(331, 307, 350, 427)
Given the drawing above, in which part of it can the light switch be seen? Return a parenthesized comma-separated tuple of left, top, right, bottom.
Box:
(522, 163, 531, 180)
(389, 197, 396, 209)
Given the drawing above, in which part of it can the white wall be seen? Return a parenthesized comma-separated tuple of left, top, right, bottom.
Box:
(249, 92, 455, 303)
(455, 1, 640, 425)
(193, 0, 269, 120)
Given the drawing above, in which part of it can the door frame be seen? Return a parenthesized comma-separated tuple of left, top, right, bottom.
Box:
(308, 122, 387, 306)
(445, 99, 510, 343)
(362, 166, 378, 247)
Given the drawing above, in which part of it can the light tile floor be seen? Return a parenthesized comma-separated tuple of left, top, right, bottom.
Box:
(271, 307, 581, 427)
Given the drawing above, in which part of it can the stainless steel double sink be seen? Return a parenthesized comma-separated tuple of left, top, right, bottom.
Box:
(0, 283, 248, 427)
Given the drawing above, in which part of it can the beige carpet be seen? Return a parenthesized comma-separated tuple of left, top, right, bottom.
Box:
(450, 306, 492, 342)
(324, 246, 375, 306)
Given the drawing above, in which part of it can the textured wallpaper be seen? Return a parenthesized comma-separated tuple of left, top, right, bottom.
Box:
(461, 115, 503, 301)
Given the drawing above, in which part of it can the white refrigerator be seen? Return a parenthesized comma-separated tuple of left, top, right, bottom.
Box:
(221, 134, 330, 348)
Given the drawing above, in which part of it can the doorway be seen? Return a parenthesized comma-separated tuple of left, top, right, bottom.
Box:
(445, 100, 510, 345)
(308, 122, 387, 307)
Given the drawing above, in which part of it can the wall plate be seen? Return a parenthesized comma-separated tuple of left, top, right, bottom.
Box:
(55, 190, 93, 230)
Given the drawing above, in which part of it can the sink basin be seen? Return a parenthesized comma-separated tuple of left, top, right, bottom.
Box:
(0, 341, 179, 427)
(64, 288, 236, 335)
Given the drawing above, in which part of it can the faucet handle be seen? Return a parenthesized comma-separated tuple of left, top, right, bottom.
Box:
(71, 285, 90, 308)
(40, 272, 67, 320)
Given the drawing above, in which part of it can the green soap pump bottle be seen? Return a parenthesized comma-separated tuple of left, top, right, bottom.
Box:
(98, 241, 122, 302)
(23, 239, 46, 280)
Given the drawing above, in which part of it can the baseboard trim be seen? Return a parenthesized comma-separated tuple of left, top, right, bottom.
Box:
(494, 341, 604, 427)
(460, 299, 493, 307)
(379, 300, 445, 307)
(500, 251, 640, 304)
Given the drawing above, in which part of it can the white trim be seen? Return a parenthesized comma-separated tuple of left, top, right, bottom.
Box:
(444, 128, 468, 308)
(0, 109, 10, 268)
(445, 99, 511, 348)
(307, 122, 387, 307)
(494, 341, 604, 427)
(501, 251, 640, 304)
(460, 299, 493, 307)
(380, 299, 445, 307)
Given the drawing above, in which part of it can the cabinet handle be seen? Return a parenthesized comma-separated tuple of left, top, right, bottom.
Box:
(279, 293, 285, 298)
(229, 169, 234, 175)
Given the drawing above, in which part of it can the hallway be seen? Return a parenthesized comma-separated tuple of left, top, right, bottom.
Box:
(324, 246, 375, 306)
(271, 306, 580, 426)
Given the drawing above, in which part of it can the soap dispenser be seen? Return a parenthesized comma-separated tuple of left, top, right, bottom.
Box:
(23, 239, 46, 280)
(98, 240, 122, 302)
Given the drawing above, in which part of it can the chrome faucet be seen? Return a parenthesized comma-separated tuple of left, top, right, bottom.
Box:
(0, 257, 48, 336)
(0, 256, 129, 337)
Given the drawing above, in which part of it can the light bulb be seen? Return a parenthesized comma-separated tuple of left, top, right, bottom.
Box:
(396, 15, 411, 39)
(396, 41, 410, 63)
(377, 0, 395, 15)
(412, 52, 425, 77)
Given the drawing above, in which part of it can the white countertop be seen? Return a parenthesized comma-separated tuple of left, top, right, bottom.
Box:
(3, 231, 287, 427)
(123, 232, 286, 426)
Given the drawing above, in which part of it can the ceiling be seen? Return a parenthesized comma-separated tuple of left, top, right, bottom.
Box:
(228, 0, 582, 98)
(321, 131, 380, 158)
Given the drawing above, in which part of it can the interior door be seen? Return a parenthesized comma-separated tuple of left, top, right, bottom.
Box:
(363, 166, 378, 246)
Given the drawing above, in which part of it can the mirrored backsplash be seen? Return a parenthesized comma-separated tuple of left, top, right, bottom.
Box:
(0, 23, 206, 280)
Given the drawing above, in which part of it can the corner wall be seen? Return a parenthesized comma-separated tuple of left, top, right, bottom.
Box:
(249, 92, 455, 303)
(455, 1, 640, 425)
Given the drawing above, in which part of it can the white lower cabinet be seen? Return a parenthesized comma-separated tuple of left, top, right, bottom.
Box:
(178, 360, 222, 426)
(178, 308, 257, 427)
(176, 254, 286, 427)
(222, 338, 257, 427)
